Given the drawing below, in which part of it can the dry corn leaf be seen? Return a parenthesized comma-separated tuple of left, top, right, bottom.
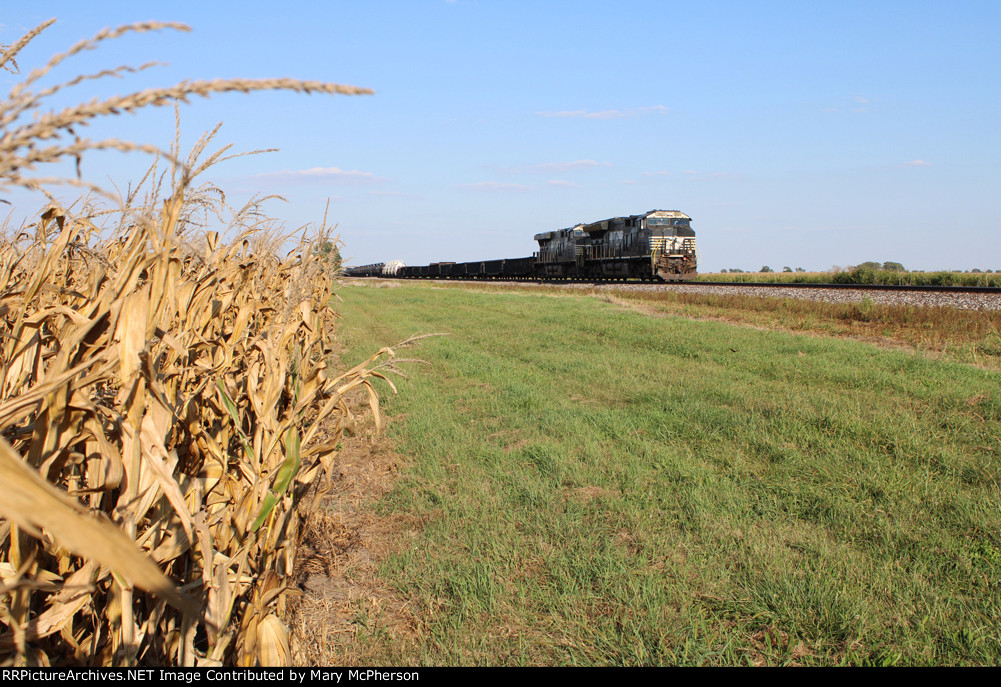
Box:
(254, 615, 290, 667)
(0, 438, 193, 614)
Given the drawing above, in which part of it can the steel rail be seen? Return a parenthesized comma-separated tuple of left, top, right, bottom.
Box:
(346, 275, 1000, 294)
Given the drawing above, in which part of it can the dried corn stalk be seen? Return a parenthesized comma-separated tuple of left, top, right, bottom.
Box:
(0, 184, 397, 667)
(0, 19, 393, 667)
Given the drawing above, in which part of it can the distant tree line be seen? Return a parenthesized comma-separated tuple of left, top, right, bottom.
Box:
(722, 266, 807, 273)
(856, 261, 905, 271)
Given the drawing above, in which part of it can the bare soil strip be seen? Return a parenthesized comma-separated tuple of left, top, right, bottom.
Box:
(290, 403, 420, 665)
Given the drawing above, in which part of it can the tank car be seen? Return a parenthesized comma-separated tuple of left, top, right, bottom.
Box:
(343, 260, 406, 278)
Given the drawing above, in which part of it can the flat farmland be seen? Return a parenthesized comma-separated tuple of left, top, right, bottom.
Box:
(329, 281, 1000, 666)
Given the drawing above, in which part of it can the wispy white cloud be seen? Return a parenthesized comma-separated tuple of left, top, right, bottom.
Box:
(460, 178, 585, 191)
(253, 166, 386, 184)
(368, 190, 420, 198)
(903, 159, 932, 167)
(683, 170, 742, 181)
(536, 105, 668, 119)
(526, 159, 612, 173)
(619, 171, 672, 185)
(461, 181, 534, 192)
(494, 159, 613, 174)
(822, 95, 874, 114)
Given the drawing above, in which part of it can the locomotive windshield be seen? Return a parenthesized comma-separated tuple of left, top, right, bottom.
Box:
(647, 217, 694, 237)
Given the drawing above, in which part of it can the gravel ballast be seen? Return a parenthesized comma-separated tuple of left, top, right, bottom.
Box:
(549, 282, 1001, 311)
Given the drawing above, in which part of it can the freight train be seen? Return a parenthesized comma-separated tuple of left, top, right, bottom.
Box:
(344, 209, 697, 282)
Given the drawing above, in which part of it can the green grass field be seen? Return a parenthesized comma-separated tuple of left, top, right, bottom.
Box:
(421, 280, 1001, 369)
(334, 282, 1000, 666)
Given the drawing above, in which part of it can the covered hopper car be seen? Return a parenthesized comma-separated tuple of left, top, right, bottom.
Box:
(344, 210, 697, 282)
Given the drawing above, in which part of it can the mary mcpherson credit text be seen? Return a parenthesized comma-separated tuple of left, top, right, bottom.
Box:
(1, 670, 420, 682)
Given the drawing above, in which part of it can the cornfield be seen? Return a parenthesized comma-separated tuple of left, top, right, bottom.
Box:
(0, 20, 396, 666)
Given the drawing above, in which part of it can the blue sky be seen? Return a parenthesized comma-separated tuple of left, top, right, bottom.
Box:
(2, 1, 999, 271)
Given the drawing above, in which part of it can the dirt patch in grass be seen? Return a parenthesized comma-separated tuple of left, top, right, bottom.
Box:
(568, 485, 620, 503)
(596, 292, 778, 332)
(290, 398, 420, 666)
(744, 626, 815, 667)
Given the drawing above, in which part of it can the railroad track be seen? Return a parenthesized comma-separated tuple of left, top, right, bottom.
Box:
(684, 281, 1000, 294)
(347, 276, 1001, 309)
(415, 277, 1000, 295)
(373, 276, 999, 294)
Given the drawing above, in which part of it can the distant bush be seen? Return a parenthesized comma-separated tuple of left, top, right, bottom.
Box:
(313, 238, 343, 276)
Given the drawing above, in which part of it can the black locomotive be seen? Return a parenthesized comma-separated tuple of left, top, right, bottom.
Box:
(345, 210, 697, 282)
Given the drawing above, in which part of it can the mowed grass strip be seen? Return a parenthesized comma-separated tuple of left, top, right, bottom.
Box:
(423, 280, 1001, 369)
(336, 282, 1000, 666)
